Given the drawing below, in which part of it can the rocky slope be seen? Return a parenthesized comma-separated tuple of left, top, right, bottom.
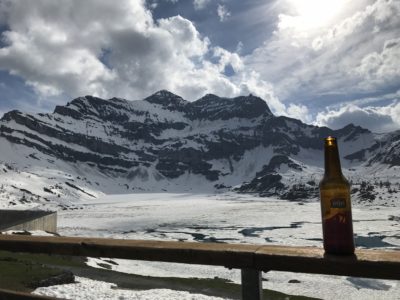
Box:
(0, 90, 399, 209)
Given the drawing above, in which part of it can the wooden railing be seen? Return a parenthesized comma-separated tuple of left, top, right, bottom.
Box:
(0, 235, 399, 299)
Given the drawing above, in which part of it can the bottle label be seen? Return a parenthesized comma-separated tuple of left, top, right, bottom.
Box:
(330, 198, 346, 209)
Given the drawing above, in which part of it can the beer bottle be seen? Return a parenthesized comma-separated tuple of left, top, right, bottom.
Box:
(319, 136, 355, 255)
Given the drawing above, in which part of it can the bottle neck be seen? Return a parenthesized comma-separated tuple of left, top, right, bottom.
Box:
(324, 138, 343, 178)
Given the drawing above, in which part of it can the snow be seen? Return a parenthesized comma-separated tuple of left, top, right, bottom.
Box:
(86, 258, 240, 282)
(337, 133, 376, 157)
(1, 94, 399, 299)
(2, 230, 56, 236)
(34, 276, 226, 300)
(159, 116, 264, 140)
(28, 192, 400, 300)
(56, 193, 400, 248)
(209, 146, 275, 187)
(262, 272, 399, 300)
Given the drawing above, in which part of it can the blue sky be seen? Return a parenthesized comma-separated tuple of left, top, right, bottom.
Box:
(0, 0, 399, 132)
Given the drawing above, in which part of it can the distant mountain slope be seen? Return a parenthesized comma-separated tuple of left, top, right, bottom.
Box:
(0, 90, 399, 209)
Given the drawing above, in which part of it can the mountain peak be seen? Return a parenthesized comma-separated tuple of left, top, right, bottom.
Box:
(234, 94, 273, 115)
(154, 90, 179, 97)
(144, 90, 189, 109)
(191, 93, 273, 120)
(1, 110, 23, 122)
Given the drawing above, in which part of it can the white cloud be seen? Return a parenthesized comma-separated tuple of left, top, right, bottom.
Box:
(0, 1, 218, 101)
(149, 2, 158, 10)
(0, 0, 289, 115)
(236, 41, 244, 54)
(245, 0, 400, 103)
(0, 0, 151, 98)
(285, 103, 311, 123)
(193, 0, 211, 10)
(353, 38, 400, 90)
(212, 47, 243, 73)
(315, 102, 400, 133)
(217, 4, 231, 22)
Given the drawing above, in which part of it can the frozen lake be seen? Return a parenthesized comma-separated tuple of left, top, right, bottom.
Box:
(37, 193, 400, 299)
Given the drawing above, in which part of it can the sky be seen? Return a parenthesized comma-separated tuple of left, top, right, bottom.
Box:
(0, 0, 399, 133)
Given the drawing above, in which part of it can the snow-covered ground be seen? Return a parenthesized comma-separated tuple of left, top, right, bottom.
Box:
(34, 277, 226, 300)
(33, 193, 400, 300)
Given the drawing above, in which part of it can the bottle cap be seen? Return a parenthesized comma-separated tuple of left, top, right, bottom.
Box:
(325, 136, 337, 146)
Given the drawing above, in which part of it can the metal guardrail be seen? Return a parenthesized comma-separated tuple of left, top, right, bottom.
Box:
(0, 235, 399, 299)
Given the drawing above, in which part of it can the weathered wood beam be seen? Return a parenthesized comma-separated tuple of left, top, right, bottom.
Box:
(0, 235, 399, 280)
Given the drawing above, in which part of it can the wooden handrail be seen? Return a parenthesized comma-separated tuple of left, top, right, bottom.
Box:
(0, 235, 399, 280)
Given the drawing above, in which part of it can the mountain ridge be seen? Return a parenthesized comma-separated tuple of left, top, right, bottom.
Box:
(0, 90, 399, 210)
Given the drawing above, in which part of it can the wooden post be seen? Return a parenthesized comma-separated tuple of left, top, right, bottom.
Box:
(241, 268, 263, 300)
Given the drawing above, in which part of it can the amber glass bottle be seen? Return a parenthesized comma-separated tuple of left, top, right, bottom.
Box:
(319, 136, 355, 255)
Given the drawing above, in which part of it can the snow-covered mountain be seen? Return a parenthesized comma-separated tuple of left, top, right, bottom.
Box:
(0, 90, 399, 209)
